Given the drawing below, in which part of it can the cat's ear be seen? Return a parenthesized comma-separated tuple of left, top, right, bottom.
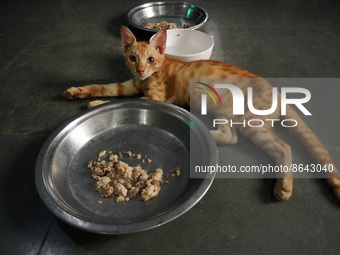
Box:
(121, 25, 136, 52)
(150, 29, 167, 54)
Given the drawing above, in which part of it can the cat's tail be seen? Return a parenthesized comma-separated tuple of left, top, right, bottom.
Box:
(284, 105, 340, 199)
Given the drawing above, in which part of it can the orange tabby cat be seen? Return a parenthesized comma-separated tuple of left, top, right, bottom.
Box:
(65, 25, 340, 201)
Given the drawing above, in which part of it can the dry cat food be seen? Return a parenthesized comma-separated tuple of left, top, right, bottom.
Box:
(145, 20, 190, 30)
(88, 150, 172, 203)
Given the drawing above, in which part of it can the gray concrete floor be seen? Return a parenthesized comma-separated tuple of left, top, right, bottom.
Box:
(1, 0, 340, 254)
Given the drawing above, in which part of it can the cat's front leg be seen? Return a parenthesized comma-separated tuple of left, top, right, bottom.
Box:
(144, 94, 167, 102)
(64, 79, 141, 100)
(142, 82, 168, 102)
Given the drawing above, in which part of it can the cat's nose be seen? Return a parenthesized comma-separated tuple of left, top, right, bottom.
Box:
(137, 69, 145, 75)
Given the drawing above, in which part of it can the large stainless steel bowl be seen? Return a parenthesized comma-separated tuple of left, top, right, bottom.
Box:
(35, 100, 217, 234)
(126, 1, 209, 32)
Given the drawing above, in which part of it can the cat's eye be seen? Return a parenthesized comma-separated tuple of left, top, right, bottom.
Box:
(147, 57, 154, 64)
(129, 55, 136, 62)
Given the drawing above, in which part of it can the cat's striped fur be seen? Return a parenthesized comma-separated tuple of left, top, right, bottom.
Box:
(65, 25, 340, 201)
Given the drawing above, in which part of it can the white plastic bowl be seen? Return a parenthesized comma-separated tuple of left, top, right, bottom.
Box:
(151, 29, 214, 62)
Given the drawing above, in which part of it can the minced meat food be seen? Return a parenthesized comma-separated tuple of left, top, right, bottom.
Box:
(88, 150, 164, 202)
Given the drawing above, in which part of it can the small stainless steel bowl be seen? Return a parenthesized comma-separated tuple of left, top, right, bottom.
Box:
(35, 100, 217, 234)
(126, 1, 209, 32)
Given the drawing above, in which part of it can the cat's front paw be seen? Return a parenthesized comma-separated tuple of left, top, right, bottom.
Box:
(64, 87, 90, 100)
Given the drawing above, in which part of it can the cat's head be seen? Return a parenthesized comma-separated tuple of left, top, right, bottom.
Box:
(121, 25, 166, 80)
